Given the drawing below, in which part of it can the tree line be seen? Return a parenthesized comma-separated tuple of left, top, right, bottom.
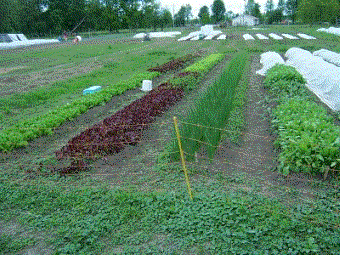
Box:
(0, 0, 339, 37)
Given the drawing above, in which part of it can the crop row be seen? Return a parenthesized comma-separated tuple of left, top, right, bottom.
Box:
(55, 53, 228, 172)
(148, 54, 198, 73)
(264, 64, 340, 177)
(55, 83, 184, 161)
(168, 53, 225, 91)
(169, 52, 249, 161)
(0, 71, 160, 153)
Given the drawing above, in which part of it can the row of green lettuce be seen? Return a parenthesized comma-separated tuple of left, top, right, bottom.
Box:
(168, 53, 225, 91)
(264, 64, 340, 177)
(0, 71, 160, 153)
(168, 51, 249, 161)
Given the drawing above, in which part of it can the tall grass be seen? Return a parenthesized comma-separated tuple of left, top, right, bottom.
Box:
(170, 52, 249, 161)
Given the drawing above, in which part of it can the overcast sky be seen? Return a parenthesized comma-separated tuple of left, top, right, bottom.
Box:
(160, 0, 279, 18)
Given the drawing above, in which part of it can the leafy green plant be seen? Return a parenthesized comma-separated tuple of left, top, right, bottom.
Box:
(264, 64, 306, 88)
(273, 98, 340, 176)
(183, 53, 225, 74)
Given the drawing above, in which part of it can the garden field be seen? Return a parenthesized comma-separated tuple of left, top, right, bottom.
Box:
(1, 25, 340, 254)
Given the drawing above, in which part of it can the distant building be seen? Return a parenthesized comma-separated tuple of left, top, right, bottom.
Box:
(232, 15, 260, 26)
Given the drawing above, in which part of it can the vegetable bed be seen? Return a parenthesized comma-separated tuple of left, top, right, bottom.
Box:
(148, 54, 198, 73)
(264, 64, 340, 177)
(169, 52, 249, 161)
(56, 83, 184, 162)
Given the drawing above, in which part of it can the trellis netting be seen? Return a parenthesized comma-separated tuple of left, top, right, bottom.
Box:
(313, 49, 340, 67)
(282, 33, 298, 39)
(256, 33, 269, 40)
(243, 34, 255, 40)
(268, 33, 283, 40)
(285, 47, 340, 111)
(256, 52, 285, 76)
(297, 33, 316, 39)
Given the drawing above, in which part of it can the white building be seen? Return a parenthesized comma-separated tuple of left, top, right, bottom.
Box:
(232, 15, 260, 26)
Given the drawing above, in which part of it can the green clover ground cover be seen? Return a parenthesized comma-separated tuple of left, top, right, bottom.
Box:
(264, 64, 340, 177)
(0, 171, 339, 254)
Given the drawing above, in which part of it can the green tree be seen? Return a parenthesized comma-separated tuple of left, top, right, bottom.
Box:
(286, 0, 298, 23)
(252, 3, 262, 20)
(265, 0, 275, 13)
(245, 0, 255, 15)
(297, 0, 340, 24)
(160, 9, 173, 29)
(277, 0, 286, 11)
(198, 6, 211, 25)
(211, 0, 226, 23)
(174, 4, 192, 27)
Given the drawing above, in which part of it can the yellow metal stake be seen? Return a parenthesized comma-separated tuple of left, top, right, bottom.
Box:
(173, 116, 193, 200)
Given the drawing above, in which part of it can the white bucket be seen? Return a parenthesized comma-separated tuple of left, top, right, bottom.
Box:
(141, 80, 152, 91)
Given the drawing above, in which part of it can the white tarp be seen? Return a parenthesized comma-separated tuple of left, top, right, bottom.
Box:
(191, 35, 200, 41)
(178, 31, 200, 41)
(285, 47, 340, 111)
(243, 34, 255, 40)
(313, 49, 340, 67)
(204, 31, 222, 40)
(256, 51, 285, 76)
(297, 33, 316, 39)
(217, 34, 226, 40)
(134, 32, 181, 39)
(268, 33, 283, 40)
(256, 33, 269, 40)
(17, 34, 28, 41)
(317, 27, 340, 36)
(282, 33, 299, 39)
(0, 39, 59, 50)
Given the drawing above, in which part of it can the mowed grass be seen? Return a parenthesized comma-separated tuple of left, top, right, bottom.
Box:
(1, 25, 340, 254)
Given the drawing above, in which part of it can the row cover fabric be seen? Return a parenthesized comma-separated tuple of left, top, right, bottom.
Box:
(217, 34, 226, 40)
(256, 51, 285, 76)
(243, 34, 255, 40)
(269, 33, 283, 40)
(256, 33, 269, 39)
(317, 27, 340, 36)
(134, 32, 181, 39)
(178, 31, 199, 41)
(313, 49, 340, 67)
(282, 33, 298, 39)
(297, 33, 316, 39)
(0, 39, 59, 50)
(285, 47, 340, 112)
